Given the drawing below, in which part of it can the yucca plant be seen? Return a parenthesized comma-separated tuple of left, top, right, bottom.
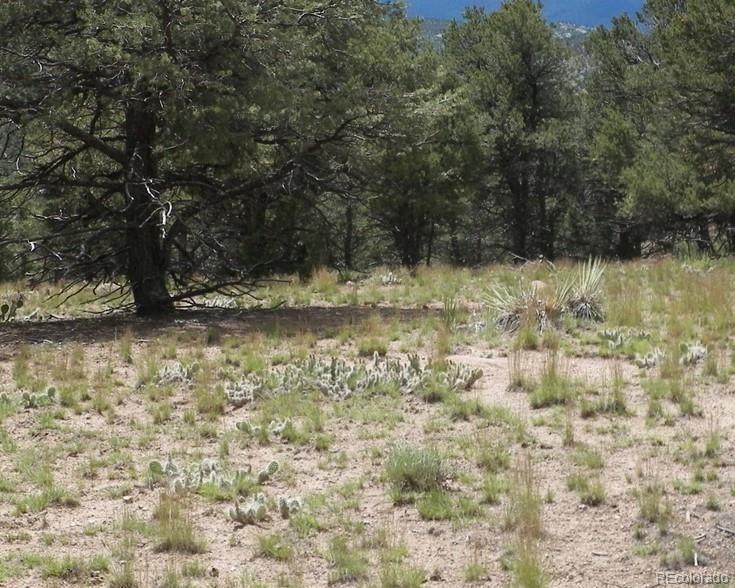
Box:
(485, 278, 572, 333)
(546, 278, 574, 324)
(567, 258, 606, 321)
(484, 281, 539, 333)
(485, 258, 606, 333)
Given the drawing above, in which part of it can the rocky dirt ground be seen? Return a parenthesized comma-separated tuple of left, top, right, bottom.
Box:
(1, 262, 734, 587)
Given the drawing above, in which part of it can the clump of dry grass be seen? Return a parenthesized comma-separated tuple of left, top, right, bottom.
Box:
(504, 453, 543, 540)
(504, 453, 547, 588)
(507, 348, 531, 392)
(384, 445, 448, 503)
(528, 349, 576, 409)
(153, 493, 205, 554)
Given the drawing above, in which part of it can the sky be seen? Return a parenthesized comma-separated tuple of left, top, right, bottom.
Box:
(406, 1, 644, 27)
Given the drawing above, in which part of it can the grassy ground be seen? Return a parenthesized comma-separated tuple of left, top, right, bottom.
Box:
(1, 258, 734, 587)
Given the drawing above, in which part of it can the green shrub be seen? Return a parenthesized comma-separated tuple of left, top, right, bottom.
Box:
(384, 446, 447, 494)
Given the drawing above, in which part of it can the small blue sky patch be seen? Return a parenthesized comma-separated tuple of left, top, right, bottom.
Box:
(406, 0, 643, 27)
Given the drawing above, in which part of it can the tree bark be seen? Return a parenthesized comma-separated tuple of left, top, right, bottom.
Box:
(344, 202, 354, 270)
(426, 220, 435, 267)
(727, 214, 735, 253)
(697, 221, 713, 255)
(616, 226, 641, 260)
(392, 201, 424, 268)
(124, 99, 173, 315)
(510, 174, 529, 259)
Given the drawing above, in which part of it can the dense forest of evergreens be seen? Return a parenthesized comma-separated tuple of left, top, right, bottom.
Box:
(0, 0, 733, 314)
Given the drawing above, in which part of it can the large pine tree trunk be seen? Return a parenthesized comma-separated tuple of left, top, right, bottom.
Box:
(124, 99, 173, 315)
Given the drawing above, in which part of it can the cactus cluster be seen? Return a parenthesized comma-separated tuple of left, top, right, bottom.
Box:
(0, 386, 57, 409)
(634, 348, 665, 368)
(236, 419, 292, 440)
(679, 342, 707, 366)
(631, 342, 707, 368)
(148, 456, 278, 495)
(278, 495, 303, 519)
(228, 490, 302, 524)
(0, 293, 24, 322)
(225, 378, 261, 407)
(154, 362, 194, 386)
(224, 463, 285, 525)
(148, 456, 219, 491)
(202, 296, 239, 309)
(21, 387, 57, 409)
(599, 329, 625, 350)
(257, 460, 279, 484)
(682, 263, 716, 274)
(380, 272, 401, 286)
(434, 359, 484, 392)
(597, 331, 707, 368)
(225, 353, 482, 408)
(229, 493, 267, 524)
(599, 329, 650, 351)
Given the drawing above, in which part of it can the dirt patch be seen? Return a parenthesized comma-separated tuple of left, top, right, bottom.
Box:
(0, 306, 438, 349)
(0, 305, 734, 587)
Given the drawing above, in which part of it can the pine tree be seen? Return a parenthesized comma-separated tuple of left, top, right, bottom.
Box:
(0, 0, 398, 312)
(443, 0, 580, 260)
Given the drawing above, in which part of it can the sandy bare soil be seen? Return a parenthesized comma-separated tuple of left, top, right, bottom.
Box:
(0, 298, 734, 588)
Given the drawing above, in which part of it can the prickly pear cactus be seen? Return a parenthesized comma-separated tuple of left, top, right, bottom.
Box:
(225, 378, 261, 407)
(679, 342, 707, 366)
(257, 461, 279, 484)
(278, 495, 304, 519)
(380, 272, 401, 286)
(236, 418, 293, 442)
(225, 354, 483, 407)
(635, 348, 665, 368)
(600, 329, 625, 350)
(229, 493, 267, 525)
(147, 460, 166, 486)
(599, 329, 651, 352)
(154, 362, 194, 386)
(202, 296, 239, 309)
(148, 456, 278, 497)
(19, 386, 56, 409)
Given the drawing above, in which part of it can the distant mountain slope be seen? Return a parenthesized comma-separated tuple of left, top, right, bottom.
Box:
(408, 0, 642, 27)
(421, 18, 592, 53)
(543, 0, 642, 25)
(553, 21, 593, 51)
(421, 18, 452, 45)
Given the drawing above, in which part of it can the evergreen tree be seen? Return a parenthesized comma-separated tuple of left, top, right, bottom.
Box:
(586, 0, 735, 254)
(366, 36, 480, 267)
(443, 0, 581, 261)
(0, 0, 402, 312)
